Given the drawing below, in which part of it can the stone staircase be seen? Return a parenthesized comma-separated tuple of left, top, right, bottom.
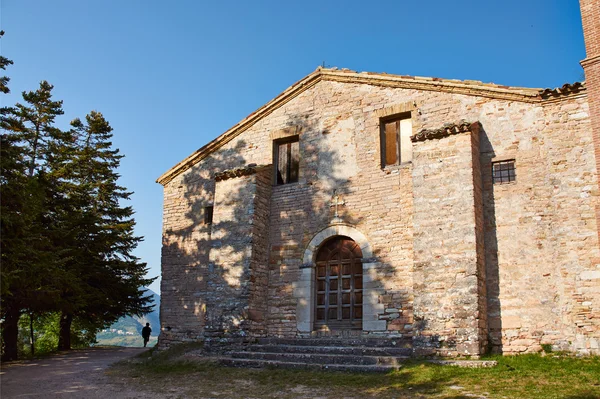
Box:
(216, 337, 413, 372)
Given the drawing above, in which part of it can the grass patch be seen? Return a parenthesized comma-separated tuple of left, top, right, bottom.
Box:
(109, 348, 600, 399)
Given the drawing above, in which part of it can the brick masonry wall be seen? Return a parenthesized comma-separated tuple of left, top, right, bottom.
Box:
(580, 0, 600, 58)
(580, 0, 600, 246)
(159, 77, 599, 354)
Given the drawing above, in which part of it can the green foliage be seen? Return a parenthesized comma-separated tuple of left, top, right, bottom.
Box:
(0, 31, 13, 94)
(53, 112, 155, 346)
(0, 81, 67, 360)
(28, 313, 60, 355)
(14, 312, 101, 358)
(1, 54, 154, 360)
(540, 343, 552, 353)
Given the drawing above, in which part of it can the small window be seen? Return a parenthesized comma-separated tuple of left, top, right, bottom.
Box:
(204, 206, 214, 224)
(492, 160, 516, 184)
(274, 137, 299, 185)
(381, 114, 412, 167)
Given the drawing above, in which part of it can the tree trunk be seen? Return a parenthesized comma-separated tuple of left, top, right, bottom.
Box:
(1, 305, 21, 361)
(57, 312, 73, 351)
(29, 312, 35, 356)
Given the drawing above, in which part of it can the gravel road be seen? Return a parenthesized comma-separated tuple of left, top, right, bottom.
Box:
(1, 347, 148, 398)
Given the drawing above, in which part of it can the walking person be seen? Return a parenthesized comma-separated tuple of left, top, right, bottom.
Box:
(141, 323, 152, 347)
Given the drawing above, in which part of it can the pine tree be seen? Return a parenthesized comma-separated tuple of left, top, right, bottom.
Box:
(1, 51, 153, 357)
(0, 134, 31, 361)
(0, 81, 70, 360)
(0, 37, 28, 361)
(54, 112, 154, 350)
(0, 31, 13, 95)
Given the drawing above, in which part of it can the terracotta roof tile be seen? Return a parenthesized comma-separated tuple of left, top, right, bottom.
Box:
(214, 163, 265, 182)
(539, 82, 585, 99)
(411, 120, 481, 142)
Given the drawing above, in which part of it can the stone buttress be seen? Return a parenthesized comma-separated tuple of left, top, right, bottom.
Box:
(411, 122, 487, 356)
(204, 165, 272, 338)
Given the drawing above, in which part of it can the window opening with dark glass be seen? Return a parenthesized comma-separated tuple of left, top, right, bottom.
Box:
(275, 138, 299, 185)
(492, 160, 516, 184)
(380, 113, 412, 167)
(204, 206, 213, 224)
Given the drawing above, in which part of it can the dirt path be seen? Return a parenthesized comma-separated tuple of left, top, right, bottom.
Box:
(0, 347, 149, 398)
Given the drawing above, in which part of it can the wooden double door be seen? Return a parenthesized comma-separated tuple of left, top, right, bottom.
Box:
(315, 236, 363, 330)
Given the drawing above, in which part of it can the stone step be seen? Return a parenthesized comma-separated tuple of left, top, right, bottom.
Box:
(245, 344, 412, 357)
(256, 337, 412, 348)
(218, 357, 401, 372)
(229, 350, 408, 366)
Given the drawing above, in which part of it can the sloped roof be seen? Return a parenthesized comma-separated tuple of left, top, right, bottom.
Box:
(157, 67, 585, 185)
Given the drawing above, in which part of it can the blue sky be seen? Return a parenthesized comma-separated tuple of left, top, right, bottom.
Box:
(1, 1, 586, 294)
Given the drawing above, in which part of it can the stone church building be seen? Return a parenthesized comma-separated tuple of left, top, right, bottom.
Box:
(157, 1, 600, 357)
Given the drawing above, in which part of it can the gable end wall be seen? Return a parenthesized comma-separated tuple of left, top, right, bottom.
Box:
(159, 79, 599, 355)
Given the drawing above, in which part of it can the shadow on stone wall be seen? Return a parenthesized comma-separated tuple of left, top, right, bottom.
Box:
(480, 127, 503, 354)
(267, 112, 402, 339)
(160, 105, 407, 346)
(160, 140, 254, 344)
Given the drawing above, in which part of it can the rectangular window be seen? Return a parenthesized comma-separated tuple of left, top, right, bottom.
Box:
(274, 137, 299, 185)
(492, 160, 516, 184)
(204, 206, 213, 224)
(381, 114, 412, 167)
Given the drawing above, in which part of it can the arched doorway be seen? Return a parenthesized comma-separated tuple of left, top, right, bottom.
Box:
(314, 236, 363, 330)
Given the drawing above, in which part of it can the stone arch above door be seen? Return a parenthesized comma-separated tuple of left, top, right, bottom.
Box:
(293, 224, 386, 334)
(302, 225, 373, 265)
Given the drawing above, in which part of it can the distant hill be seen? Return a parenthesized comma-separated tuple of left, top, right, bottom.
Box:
(95, 289, 160, 347)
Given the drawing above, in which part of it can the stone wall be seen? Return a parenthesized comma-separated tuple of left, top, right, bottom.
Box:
(411, 124, 486, 356)
(542, 96, 600, 354)
(204, 166, 271, 338)
(159, 72, 599, 355)
(481, 94, 600, 354)
(159, 169, 213, 348)
(247, 168, 272, 336)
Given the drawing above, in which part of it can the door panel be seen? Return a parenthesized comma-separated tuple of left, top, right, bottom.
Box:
(314, 237, 363, 330)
